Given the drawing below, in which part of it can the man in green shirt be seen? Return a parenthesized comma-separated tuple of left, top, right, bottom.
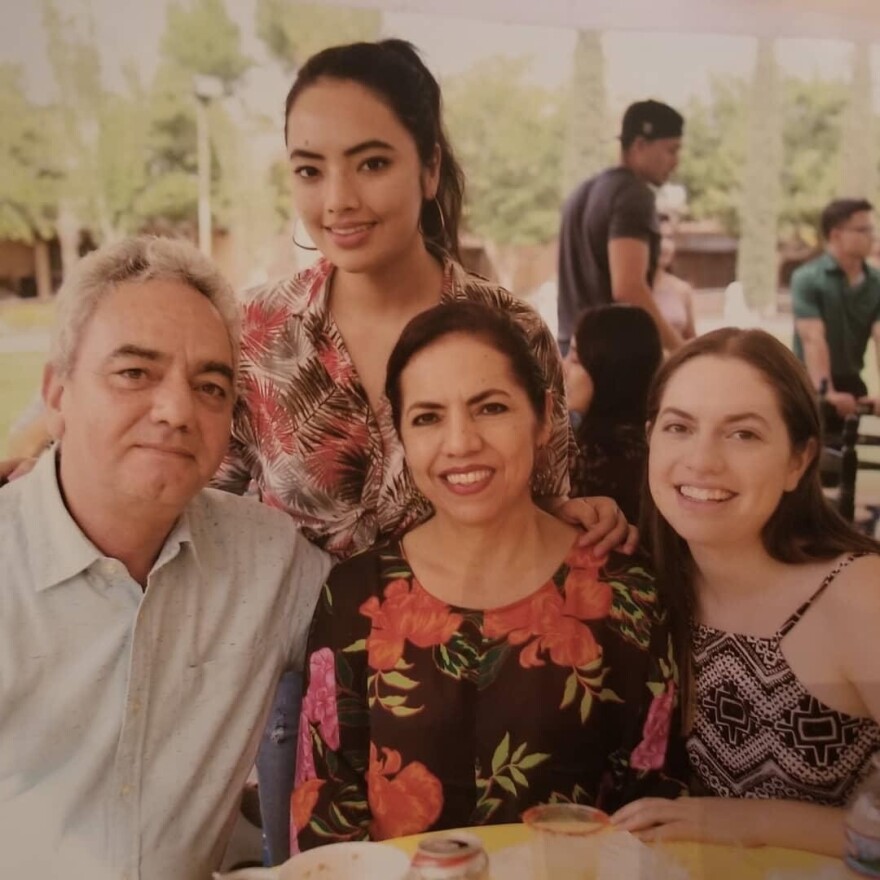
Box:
(792, 198, 880, 419)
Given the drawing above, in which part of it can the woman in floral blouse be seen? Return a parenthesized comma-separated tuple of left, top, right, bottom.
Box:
(209, 40, 633, 863)
(292, 302, 682, 850)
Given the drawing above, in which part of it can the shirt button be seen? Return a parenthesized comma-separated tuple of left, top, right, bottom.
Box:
(130, 699, 141, 715)
(120, 784, 131, 797)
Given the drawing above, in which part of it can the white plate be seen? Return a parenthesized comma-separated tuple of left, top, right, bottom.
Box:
(278, 841, 410, 880)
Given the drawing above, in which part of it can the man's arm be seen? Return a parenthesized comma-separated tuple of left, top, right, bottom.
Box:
(608, 238, 684, 352)
(796, 317, 857, 416)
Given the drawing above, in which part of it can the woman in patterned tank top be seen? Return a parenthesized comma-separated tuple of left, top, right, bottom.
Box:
(613, 328, 880, 856)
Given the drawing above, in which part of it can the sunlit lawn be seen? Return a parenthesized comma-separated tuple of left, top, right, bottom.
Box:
(0, 351, 46, 456)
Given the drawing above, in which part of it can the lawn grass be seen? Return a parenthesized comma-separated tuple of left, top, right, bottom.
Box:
(0, 299, 55, 332)
(0, 351, 47, 457)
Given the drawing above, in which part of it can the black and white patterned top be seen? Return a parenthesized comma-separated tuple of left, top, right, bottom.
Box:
(687, 553, 880, 806)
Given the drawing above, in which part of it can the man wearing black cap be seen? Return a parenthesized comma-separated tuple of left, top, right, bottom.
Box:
(557, 99, 685, 353)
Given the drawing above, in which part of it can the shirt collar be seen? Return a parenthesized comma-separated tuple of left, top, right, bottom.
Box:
(22, 448, 104, 592)
(820, 251, 871, 278)
(21, 447, 200, 591)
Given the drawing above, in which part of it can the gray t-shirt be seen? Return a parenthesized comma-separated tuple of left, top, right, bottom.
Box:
(557, 166, 660, 348)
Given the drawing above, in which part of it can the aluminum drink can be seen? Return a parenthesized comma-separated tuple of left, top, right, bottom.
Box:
(406, 834, 490, 880)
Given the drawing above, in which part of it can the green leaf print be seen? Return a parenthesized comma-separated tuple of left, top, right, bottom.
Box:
(491, 732, 511, 774)
(434, 631, 480, 682)
(518, 752, 551, 770)
(477, 737, 551, 820)
(560, 672, 578, 710)
(382, 671, 419, 690)
(609, 577, 655, 650)
(343, 638, 367, 653)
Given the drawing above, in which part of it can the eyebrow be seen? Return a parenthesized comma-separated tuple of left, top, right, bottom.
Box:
(107, 345, 234, 383)
(659, 406, 771, 427)
(288, 139, 396, 161)
(405, 388, 511, 415)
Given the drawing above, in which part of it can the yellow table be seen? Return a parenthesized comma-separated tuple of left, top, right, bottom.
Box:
(388, 823, 850, 879)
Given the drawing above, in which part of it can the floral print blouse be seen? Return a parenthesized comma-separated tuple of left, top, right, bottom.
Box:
(212, 258, 573, 559)
(291, 540, 682, 850)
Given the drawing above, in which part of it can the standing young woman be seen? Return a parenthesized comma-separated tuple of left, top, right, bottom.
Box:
(211, 40, 633, 863)
(613, 329, 880, 856)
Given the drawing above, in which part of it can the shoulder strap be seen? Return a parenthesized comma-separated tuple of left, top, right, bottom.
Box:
(777, 553, 863, 637)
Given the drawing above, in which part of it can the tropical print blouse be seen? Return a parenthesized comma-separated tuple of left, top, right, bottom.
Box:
(213, 258, 573, 559)
(291, 540, 682, 850)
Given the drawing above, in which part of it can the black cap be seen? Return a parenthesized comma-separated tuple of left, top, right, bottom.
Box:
(620, 100, 684, 146)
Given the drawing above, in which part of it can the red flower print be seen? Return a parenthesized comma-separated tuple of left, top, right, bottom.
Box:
(631, 682, 675, 771)
(484, 549, 612, 670)
(563, 567, 612, 621)
(360, 579, 463, 671)
(367, 744, 443, 840)
(290, 778, 325, 853)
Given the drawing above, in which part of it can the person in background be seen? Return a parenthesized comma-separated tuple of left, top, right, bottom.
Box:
(209, 39, 635, 865)
(292, 302, 682, 850)
(564, 304, 663, 525)
(652, 215, 696, 342)
(613, 328, 880, 856)
(0, 236, 330, 880)
(557, 99, 686, 354)
(792, 198, 880, 419)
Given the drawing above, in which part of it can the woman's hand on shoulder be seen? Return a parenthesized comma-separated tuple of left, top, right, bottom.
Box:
(551, 496, 638, 557)
(610, 796, 763, 847)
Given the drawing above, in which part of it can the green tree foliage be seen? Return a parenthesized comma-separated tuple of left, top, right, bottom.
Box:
(162, 0, 251, 87)
(677, 71, 848, 245)
(255, 0, 381, 71)
(736, 38, 782, 311)
(139, 0, 251, 234)
(780, 77, 847, 243)
(444, 57, 565, 245)
(562, 31, 610, 193)
(0, 63, 59, 242)
(676, 76, 747, 235)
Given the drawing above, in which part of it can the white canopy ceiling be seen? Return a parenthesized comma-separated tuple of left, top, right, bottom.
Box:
(321, 0, 880, 42)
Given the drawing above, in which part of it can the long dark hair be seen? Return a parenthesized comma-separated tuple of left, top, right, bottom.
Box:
(385, 301, 547, 434)
(642, 328, 880, 724)
(573, 304, 662, 446)
(284, 39, 464, 261)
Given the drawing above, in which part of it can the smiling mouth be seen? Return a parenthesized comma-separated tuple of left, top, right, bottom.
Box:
(326, 223, 375, 236)
(677, 485, 735, 502)
(443, 468, 493, 486)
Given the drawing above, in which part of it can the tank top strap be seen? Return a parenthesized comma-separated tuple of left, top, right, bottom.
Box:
(777, 553, 863, 638)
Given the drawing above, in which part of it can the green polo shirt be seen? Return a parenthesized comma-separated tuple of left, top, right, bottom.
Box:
(791, 252, 880, 379)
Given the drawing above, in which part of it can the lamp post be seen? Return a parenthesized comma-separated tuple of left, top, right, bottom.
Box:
(193, 74, 225, 256)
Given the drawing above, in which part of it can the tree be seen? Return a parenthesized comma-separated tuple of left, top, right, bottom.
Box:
(162, 0, 251, 88)
(736, 38, 783, 312)
(255, 0, 381, 71)
(676, 76, 747, 235)
(562, 30, 610, 193)
(137, 0, 251, 236)
(0, 63, 59, 244)
(444, 57, 566, 247)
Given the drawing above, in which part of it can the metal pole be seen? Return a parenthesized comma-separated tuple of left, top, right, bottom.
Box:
(196, 95, 211, 256)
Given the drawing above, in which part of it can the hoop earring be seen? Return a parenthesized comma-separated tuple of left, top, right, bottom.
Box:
(291, 228, 318, 251)
(418, 197, 446, 240)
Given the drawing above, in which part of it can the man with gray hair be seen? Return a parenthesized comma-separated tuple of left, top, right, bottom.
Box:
(0, 236, 330, 879)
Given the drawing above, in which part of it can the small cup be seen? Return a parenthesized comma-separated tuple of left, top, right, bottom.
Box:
(523, 803, 611, 880)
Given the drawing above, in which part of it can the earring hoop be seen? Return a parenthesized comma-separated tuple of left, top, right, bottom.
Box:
(291, 226, 318, 251)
